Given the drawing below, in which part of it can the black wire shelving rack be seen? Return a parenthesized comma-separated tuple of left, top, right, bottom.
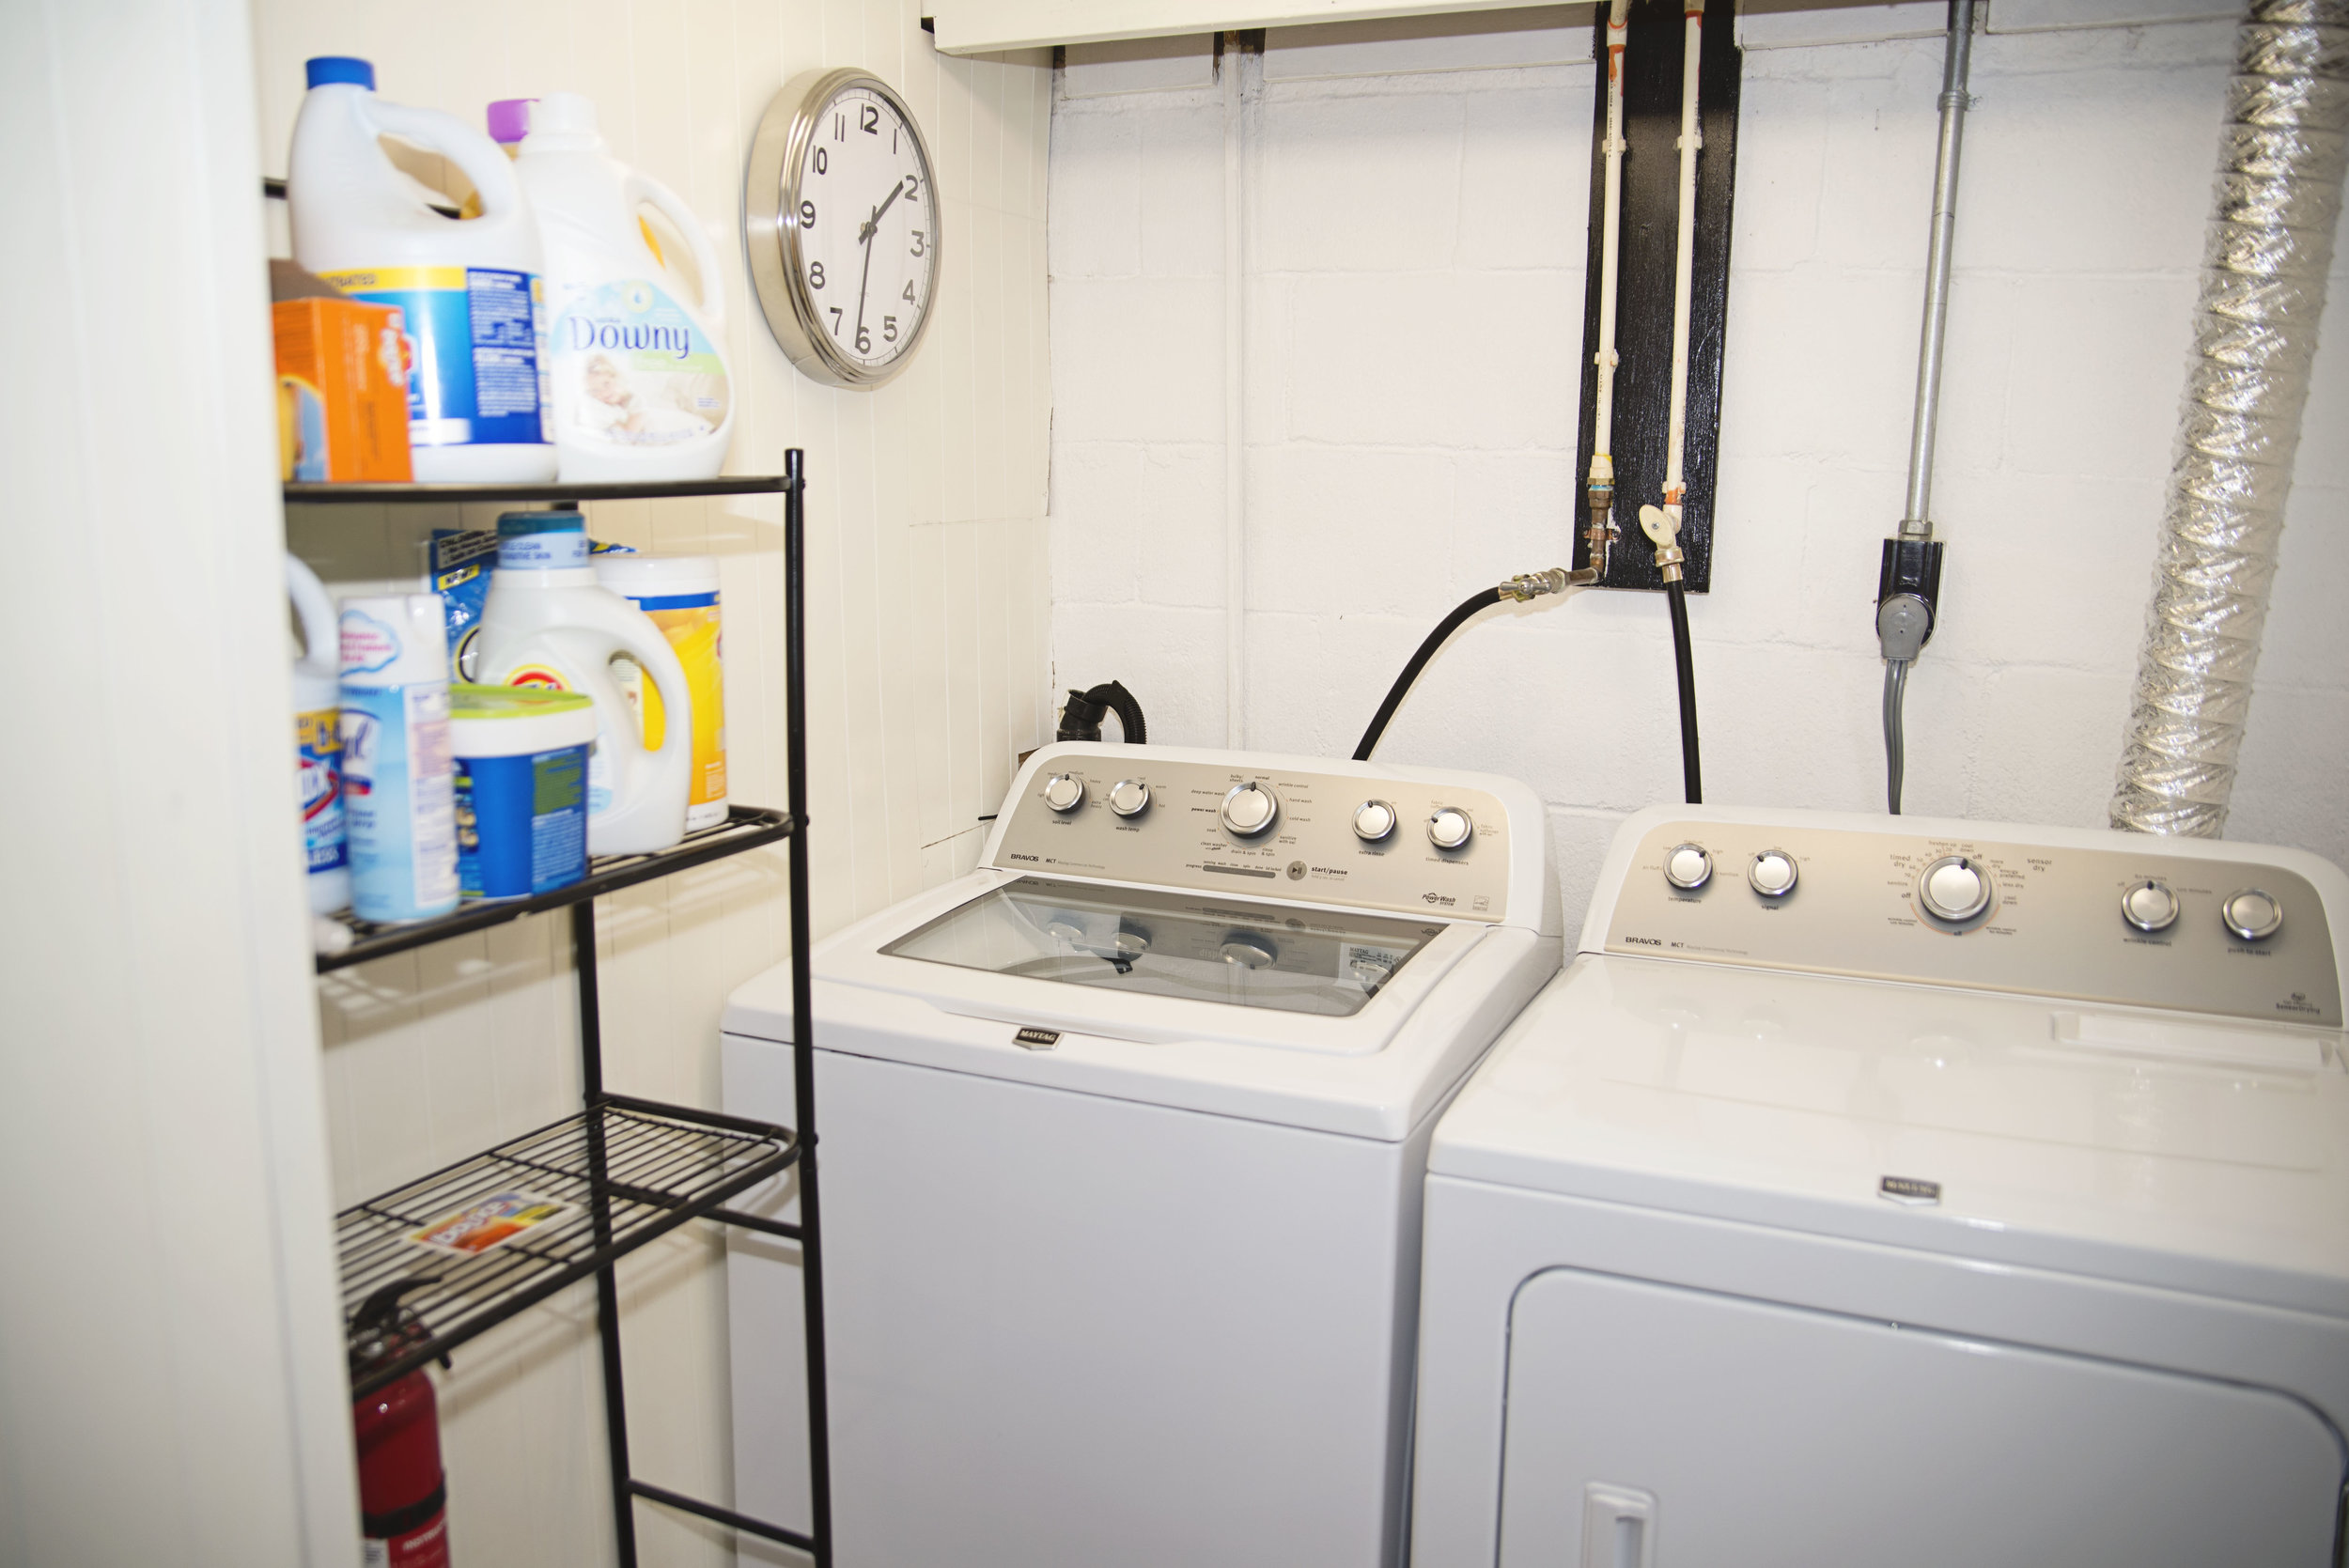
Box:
(309, 454, 832, 1565)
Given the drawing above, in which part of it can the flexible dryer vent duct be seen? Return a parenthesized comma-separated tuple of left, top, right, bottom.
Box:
(2111, 0, 2349, 836)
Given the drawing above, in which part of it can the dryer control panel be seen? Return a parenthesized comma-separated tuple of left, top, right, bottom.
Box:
(1601, 819, 2341, 1028)
(988, 753, 1513, 923)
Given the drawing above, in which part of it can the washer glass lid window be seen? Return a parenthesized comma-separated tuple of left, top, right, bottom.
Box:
(880, 877, 1445, 1017)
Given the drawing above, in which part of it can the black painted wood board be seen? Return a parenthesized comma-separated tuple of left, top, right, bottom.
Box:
(1571, 0, 1740, 593)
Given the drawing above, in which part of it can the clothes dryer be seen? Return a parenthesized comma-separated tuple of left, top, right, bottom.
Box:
(723, 743, 1562, 1567)
(1412, 805, 2349, 1567)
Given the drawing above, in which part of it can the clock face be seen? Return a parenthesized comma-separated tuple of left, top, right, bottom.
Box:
(746, 70, 941, 389)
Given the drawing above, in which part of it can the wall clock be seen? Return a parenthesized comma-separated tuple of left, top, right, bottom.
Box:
(745, 69, 941, 389)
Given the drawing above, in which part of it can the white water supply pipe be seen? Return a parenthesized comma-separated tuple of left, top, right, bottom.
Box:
(1586, 0, 1632, 570)
(1638, 4, 1703, 579)
(1223, 32, 1252, 749)
(2110, 0, 2348, 836)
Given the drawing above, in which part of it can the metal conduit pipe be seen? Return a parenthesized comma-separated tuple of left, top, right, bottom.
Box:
(2111, 0, 2349, 836)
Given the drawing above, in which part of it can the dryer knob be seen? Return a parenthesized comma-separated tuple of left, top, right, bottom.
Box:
(1917, 855, 1993, 923)
(1220, 782, 1280, 836)
(1748, 850, 1799, 898)
(1108, 779, 1152, 817)
(1040, 773, 1085, 813)
(1427, 807, 1474, 851)
(2121, 879, 2179, 933)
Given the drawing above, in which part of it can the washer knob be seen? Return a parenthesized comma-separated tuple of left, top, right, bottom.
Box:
(2221, 888, 2283, 941)
(1220, 782, 1280, 836)
(1108, 779, 1151, 818)
(1917, 855, 1994, 923)
(1749, 850, 1799, 898)
(1040, 772, 1085, 813)
(1427, 807, 1474, 851)
(2121, 880, 2179, 933)
(1352, 800, 1398, 843)
(1664, 843, 1713, 892)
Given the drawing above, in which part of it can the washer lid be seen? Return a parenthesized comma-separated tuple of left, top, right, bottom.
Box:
(879, 875, 1442, 1020)
(1432, 955, 2349, 1318)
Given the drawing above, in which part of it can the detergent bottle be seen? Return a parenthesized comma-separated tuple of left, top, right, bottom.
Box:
(288, 56, 555, 483)
(470, 512, 693, 855)
(514, 93, 733, 482)
(288, 554, 350, 914)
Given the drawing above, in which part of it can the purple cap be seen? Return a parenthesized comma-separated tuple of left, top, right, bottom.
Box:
(486, 98, 536, 145)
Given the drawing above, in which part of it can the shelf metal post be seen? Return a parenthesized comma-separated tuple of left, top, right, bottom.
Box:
(786, 448, 836, 1566)
(576, 899, 642, 1567)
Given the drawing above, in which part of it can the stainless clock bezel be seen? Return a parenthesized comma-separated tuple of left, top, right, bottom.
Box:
(744, 67, 941, 390)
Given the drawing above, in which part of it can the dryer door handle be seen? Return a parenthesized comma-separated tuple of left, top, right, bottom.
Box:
(1580, 1483, 1657, 1568)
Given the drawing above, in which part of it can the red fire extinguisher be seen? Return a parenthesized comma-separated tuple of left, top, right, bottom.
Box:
(351, 1280, 453, 1568)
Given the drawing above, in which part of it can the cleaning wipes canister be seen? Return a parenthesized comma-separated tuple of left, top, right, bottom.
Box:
(339, 594, 460, 923)
(449, 685, 595, 899)
(594, 554, 726, 831)
(289, 56, 554, 483)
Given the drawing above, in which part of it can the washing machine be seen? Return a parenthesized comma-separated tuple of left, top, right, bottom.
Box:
(1410, 803, 2349, 1568)
(722, 742, 1562, 1567)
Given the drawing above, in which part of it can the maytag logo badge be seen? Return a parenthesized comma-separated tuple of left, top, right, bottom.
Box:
(1013, 1027, 1061, 1050)
(1878, 1174, 1941, 1206)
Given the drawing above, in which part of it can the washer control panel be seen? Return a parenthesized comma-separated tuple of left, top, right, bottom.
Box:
(988, 756, 1511, 921)
(1602, 820, 2341, 1027)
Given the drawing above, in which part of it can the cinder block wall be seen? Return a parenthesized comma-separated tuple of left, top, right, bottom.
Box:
(1047, 10, 2349, 922)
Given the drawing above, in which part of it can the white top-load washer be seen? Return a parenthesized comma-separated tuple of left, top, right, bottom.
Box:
(1410, 804, 2349, 1568)
(722, 742, 1561, 1568)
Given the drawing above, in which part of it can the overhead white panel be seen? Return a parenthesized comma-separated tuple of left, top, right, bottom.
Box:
(931, 0, 1559, 54)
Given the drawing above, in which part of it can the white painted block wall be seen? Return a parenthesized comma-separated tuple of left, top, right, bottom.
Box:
(1048, 12, 2349, 924)
(250, 4, 1054, 1564)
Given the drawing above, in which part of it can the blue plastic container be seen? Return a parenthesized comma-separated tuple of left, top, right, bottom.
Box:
(448, 684, 597, 899)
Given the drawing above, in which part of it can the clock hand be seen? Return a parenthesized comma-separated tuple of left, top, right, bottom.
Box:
(855, 179, 906, 244)
(856, 180, 907, 342)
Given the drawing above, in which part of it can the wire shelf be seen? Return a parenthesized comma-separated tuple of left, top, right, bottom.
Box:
(339, 1094, 799, 1397)
(317, 804, 792, 972)
(285, 475, 793, 505)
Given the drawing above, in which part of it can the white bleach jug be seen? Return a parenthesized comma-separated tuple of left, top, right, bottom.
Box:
(288, 55, 555, 483)
(471, 513, 693, 855)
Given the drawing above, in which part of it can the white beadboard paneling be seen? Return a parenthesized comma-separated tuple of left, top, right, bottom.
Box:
(255, 3, 1053, 1562)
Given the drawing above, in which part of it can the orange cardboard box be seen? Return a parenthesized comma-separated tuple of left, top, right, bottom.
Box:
(272, 297, 413, 482)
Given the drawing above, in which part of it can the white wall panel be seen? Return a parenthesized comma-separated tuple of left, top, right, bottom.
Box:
(0, 0, 356, 1562)
(256, 2, 1053, 1562)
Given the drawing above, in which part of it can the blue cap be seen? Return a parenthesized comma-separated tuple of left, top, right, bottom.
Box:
(305, 56, 376, 89)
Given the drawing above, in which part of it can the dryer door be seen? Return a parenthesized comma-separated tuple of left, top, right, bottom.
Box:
(1500, 1268, 2344, 1567)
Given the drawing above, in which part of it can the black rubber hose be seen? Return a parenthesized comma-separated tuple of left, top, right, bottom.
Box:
(1665, 580, 1703, 803)
(1354, 588, 1504, 761)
